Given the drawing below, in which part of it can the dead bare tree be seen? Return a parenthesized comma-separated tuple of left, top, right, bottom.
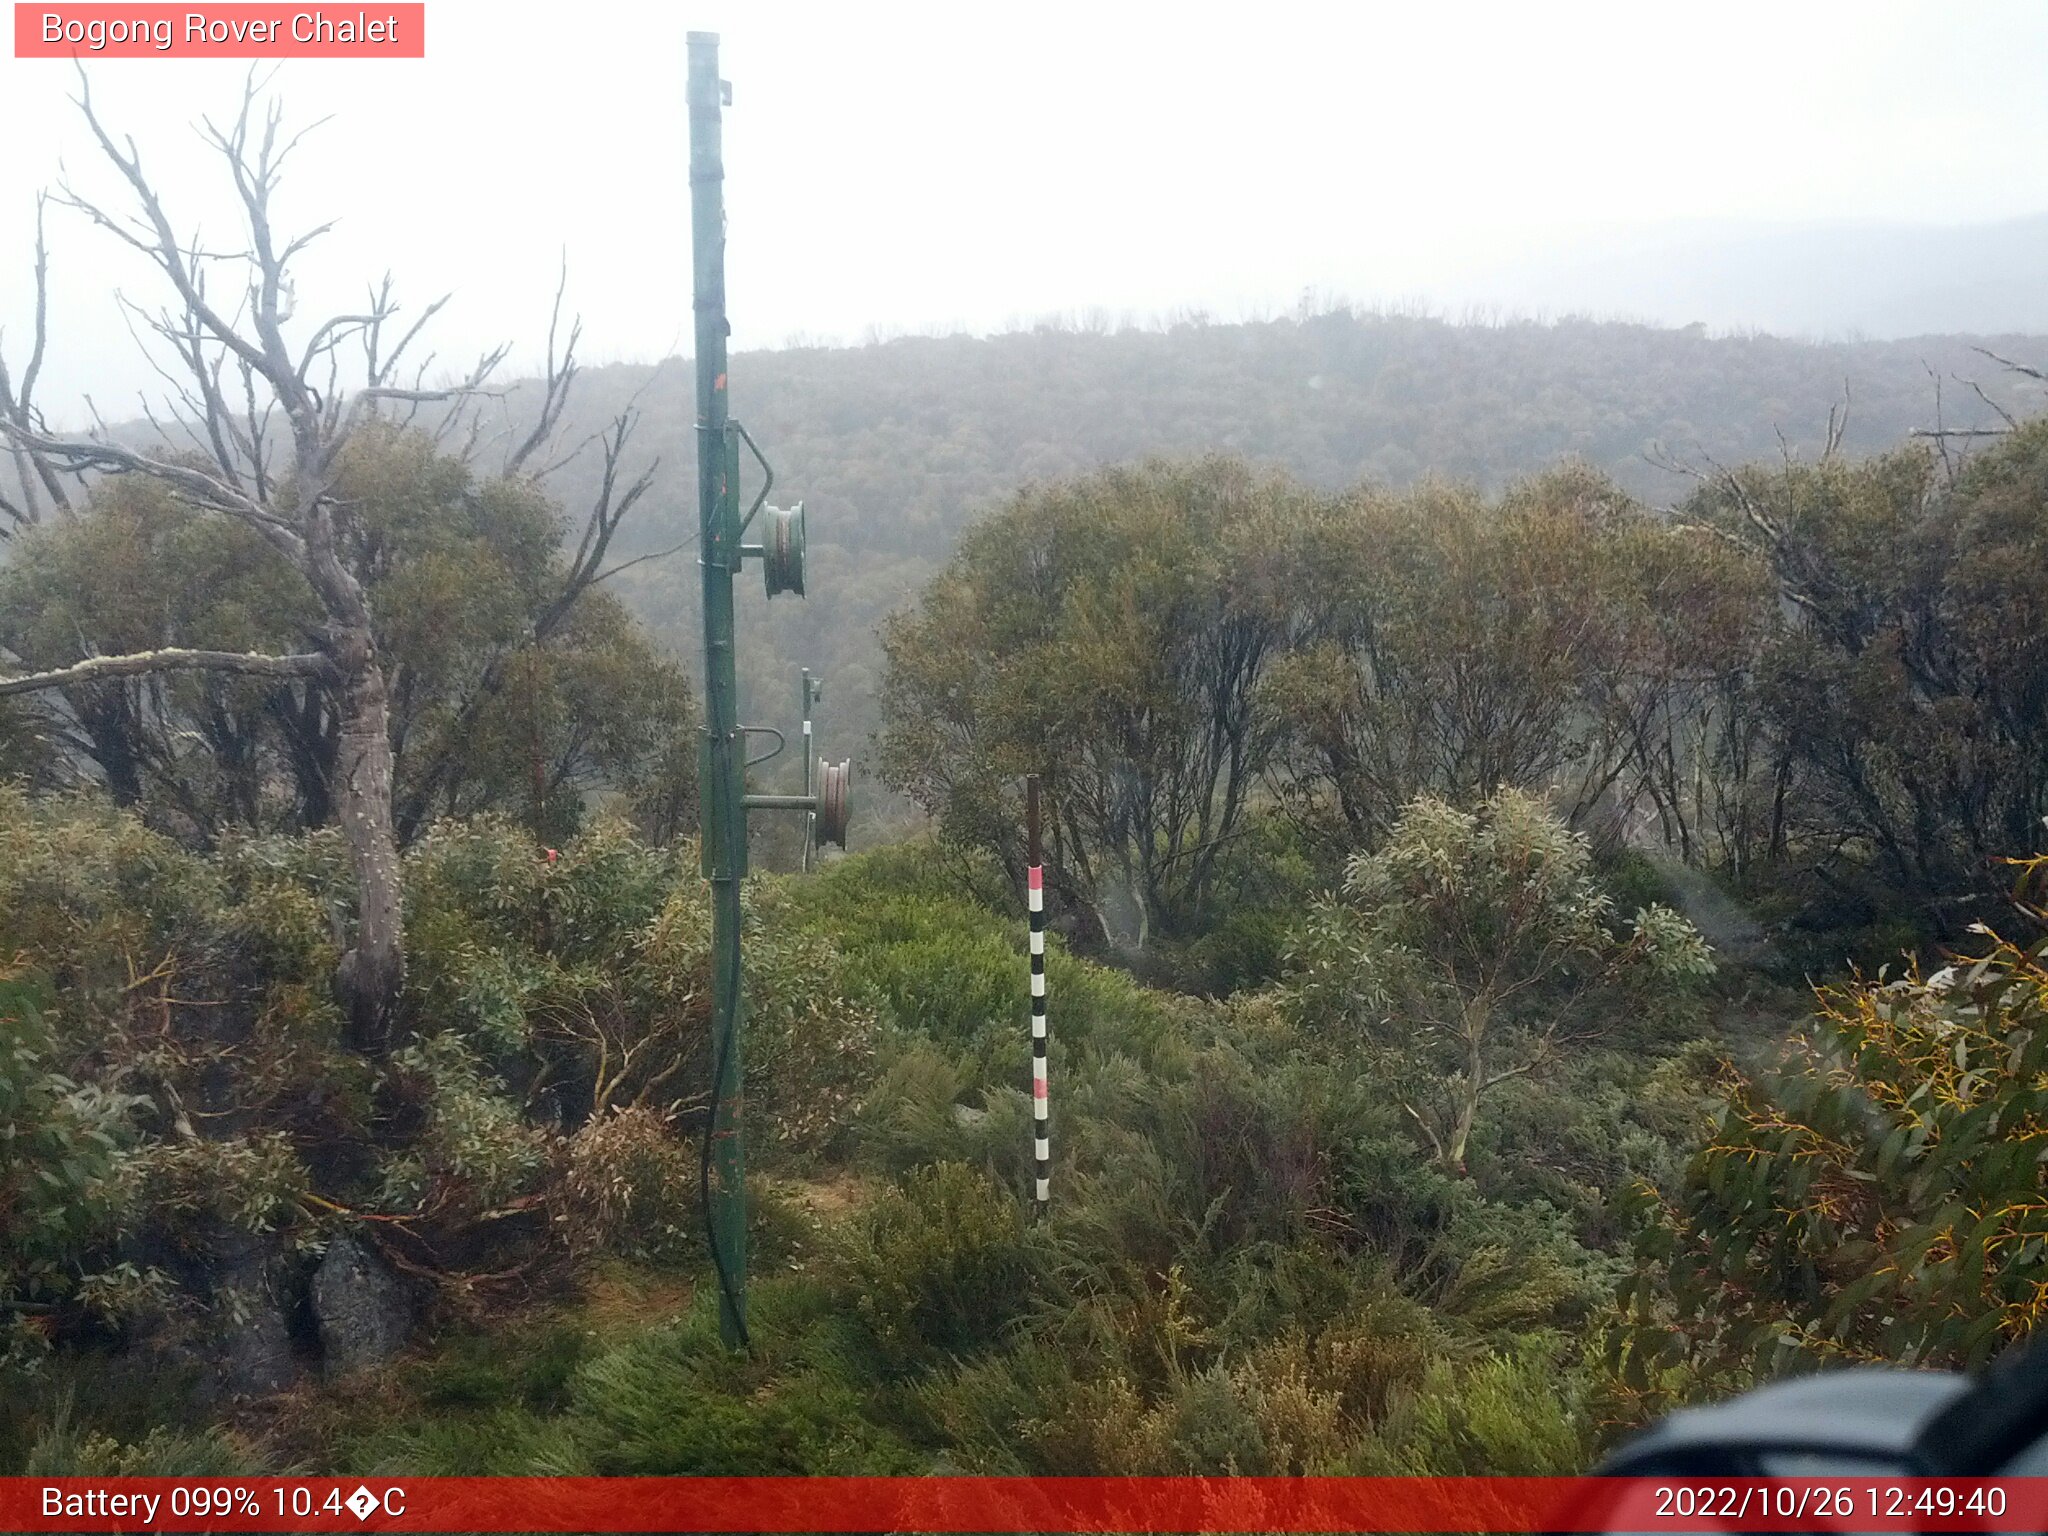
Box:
(0, 196, 79, 534)
(1909, 349, 2044, 478)
(0, 76, 655, 1054)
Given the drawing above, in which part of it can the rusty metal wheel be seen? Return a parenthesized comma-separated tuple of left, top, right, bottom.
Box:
(815, 757, 850, 847)
(762, 501, 806, 598)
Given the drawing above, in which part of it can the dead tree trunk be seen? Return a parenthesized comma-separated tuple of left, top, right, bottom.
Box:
(333, 649, 405, 1050)
(0, 78, 652, 1053)
(0, 81, 501, 1052)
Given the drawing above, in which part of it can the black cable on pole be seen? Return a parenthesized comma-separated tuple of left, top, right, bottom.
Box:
(698, 932, 751, 1351)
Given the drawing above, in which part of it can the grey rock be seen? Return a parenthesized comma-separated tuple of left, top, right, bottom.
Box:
(310, 1235, 412, 1377)
(213, 1289, 296, 1399)
(200, 1235, 296, 1402)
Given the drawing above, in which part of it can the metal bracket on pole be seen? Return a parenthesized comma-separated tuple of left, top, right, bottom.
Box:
(733, 421, 775, 535)
(741, 724, 786, 768)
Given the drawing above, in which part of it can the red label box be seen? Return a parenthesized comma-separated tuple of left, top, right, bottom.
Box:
(14, 4, 425, 57)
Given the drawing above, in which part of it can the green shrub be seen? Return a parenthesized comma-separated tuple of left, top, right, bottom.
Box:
(22, 1416, 263, 1477)
(1361, 1343, 1590, 1474)
(739, 884, 880, 1163)
(0, 783, 1710, 1479)
(1150, 1047, 1330, 1250)
(1596, 848, 1680, 919)
(853, 1037, 978, 1174)
(840, 1162, 1034, 1363)
(911, 1338, 1083, 1471)
(0, 972, 149, 1375)
(376, 1035, 548, 1212)
(345, 1405, 591, 1476)
(415, 1323, 592, 1414)
(0, 790, 224, 1023)
(1613, 872, 2048, 1423)
(115, 1132, 310, 1244)
(565, 1282, 923, 1474)
(560, 1106, 698, 1263)
(1151, 811, 1322, 996)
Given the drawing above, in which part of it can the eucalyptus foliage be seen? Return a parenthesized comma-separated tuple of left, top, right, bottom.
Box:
(1612, 857, 2048, 1422)
(1287, 789, 1713, 1172)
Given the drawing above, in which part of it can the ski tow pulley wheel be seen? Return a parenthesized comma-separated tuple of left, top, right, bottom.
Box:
(815, 757, 851, 848)
(762, 501, 806, 598)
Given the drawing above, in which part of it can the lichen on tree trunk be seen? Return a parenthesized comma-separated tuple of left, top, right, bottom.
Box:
(333, 653, 405, 1054)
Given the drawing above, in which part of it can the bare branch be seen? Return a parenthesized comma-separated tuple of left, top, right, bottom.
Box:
(589, 527, 695, 586)
(0, 648, 332, 699)
(0, 419, 307, 560)
(64, 69, 276, 383)
(1920, 363, 1958, 486)
(1960, 373, 2019, 432)
(503, 255, 580, 475)
(1822, 381, 1850, 460)
(0, 193, 73, 525)
(297, 309, 383, 382)
(365, 280, 450, 387)
(552, 410, 652, 611)
(1974, 346, 2048, 383)
(18, 194, 51, 411)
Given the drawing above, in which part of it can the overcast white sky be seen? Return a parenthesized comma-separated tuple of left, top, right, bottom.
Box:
(5, 0, 2048, 420)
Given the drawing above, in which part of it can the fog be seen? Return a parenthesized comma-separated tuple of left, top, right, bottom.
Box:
(5, 0, 2048, 421)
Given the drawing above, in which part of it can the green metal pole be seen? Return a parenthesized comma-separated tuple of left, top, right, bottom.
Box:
(689, 29, 748, 1349)
(800, 669, 816, 875)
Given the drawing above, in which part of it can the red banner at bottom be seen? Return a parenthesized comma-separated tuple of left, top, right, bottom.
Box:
(3, 1475, 2042, 1532)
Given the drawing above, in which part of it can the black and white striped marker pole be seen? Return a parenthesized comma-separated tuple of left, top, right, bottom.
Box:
(1027, 775, 1049, 1210)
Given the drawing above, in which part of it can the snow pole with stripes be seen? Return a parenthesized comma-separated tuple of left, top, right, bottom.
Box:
(1027, 775, 1049, 1210)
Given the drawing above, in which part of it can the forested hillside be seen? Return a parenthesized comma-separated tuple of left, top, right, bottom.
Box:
(10, 326, 2048, 1482)
(505, 310, 2048, 821)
